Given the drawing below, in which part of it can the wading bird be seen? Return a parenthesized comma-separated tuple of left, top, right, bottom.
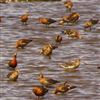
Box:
(16, 38, 32, 49)
(39, 17, 56, 27)
(32, 86, 48, 99)
(8, 52, 17, 69)
(59, 59, 80, 70)
(7, 68, 20, 81)
(39, 72, 59, 87)
(84, 19, 99, 30)
(54, 81, 76, 94)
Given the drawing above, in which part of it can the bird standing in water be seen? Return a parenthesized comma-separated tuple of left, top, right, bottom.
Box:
(39, 72, 59, 87)
(39, 17, 56, 27)
(54, 81, 76, 94)
(84, 19, 99, 30)
(7, 68, 20, 81)
(20, 13, 29, 25)
(16, 38, 33, 49)
(40, 43, 53, 59)
(64, 0, 73, 11)
(59, 59, 80, 70)
(8, 53, 17, 69)
(59, 12, 80, 25)
(55, 34, 62, 44)
(32, 86, 48, 99)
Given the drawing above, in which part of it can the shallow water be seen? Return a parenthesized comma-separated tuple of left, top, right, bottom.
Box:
(0, 0, 100, 100)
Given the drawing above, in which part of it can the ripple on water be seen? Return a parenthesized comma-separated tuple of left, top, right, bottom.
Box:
(1, 0, 100, 100)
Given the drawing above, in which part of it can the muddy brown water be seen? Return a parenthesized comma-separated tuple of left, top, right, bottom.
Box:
(0, 0, 100, 100)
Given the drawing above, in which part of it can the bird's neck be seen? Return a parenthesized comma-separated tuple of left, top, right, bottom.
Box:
(12, 56, 17, 63)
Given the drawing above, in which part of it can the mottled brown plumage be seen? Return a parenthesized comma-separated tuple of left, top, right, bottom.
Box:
(84, 19, 99, 30)
(39, 72, 59, 87)
(62, 29, 82, 39)
(7, 69, 20, 81)
(68, 12, 80, 23)
(54, 81, 76, 94)
(16, 38, 32, 49)
(32, 86, 48, 99)
(55, 34, 62, 44)
(59, 59, 80, 70)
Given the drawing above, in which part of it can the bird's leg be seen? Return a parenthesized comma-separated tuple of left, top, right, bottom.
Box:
(68, 8, 72, 12)
(23, 21, 27, 25)
(37, 96, 40, 100)
(89, 26, 92, 31)
(48, 55, 51, 59)
(46, 24, 50, 28)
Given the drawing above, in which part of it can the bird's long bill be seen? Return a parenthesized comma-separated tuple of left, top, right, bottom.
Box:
(70, 86, 77, 90)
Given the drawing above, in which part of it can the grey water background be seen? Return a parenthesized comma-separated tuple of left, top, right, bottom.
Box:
(0, 0, 100, 100)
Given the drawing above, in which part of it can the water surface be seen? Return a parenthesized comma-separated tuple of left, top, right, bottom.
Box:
(0, 0, 100, 100)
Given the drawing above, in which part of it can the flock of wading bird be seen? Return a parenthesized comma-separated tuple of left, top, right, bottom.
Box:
(1, 0, 99, 99)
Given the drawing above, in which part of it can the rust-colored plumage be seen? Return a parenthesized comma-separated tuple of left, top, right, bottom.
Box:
(16, 38, 32, 49)
(39, 17, 56, 26)
(32, 86, 48, 98)
(20, 13, 29, 24)
(8, 53, 17, 69)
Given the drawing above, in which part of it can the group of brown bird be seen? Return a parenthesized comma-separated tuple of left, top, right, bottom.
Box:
(1, 0, 99, 99)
